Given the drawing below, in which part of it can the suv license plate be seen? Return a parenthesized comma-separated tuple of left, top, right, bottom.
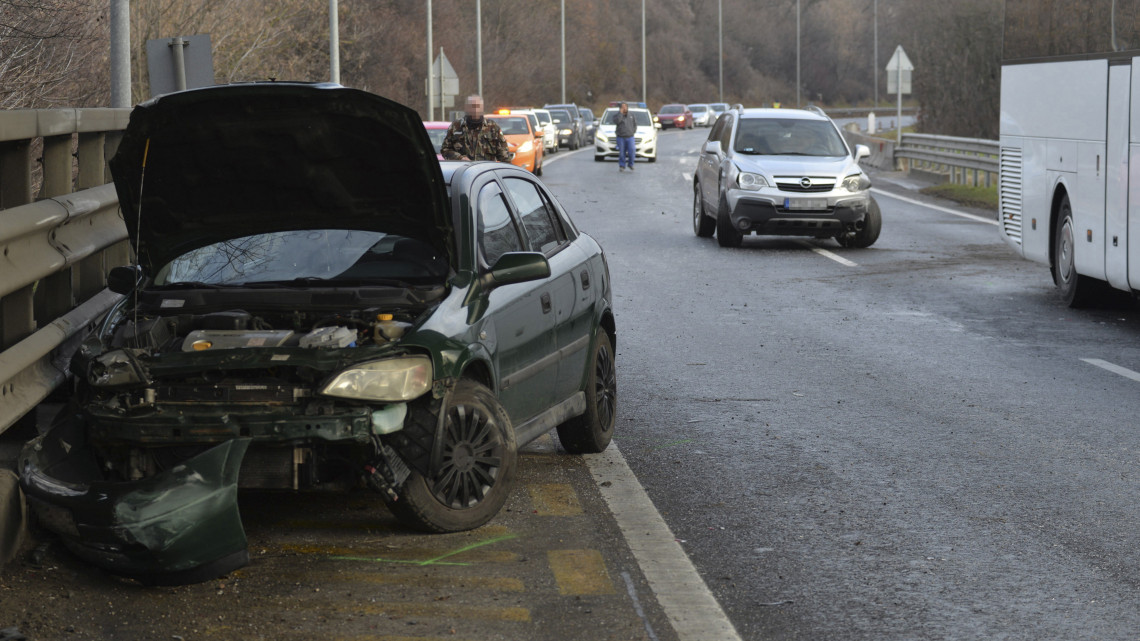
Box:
(785, 198, 828, 211)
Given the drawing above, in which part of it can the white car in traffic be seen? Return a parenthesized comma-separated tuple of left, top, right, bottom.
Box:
(594, 107, 659, 163)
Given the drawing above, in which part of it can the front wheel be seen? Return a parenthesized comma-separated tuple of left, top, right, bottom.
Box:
(1053, 194, 1102, 307)
(594, 154, 604, 162)
(693, 182, 716, 237)
(556, 331, 616, 454)
(836, 197, 882, 248)
(388, 380, 517, 533)
(715, 194, 743, 247)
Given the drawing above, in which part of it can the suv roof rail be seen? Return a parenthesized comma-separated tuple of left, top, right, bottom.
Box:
(804, 104, 827, 117)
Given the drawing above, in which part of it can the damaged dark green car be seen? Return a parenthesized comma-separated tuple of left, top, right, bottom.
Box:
(19, 83, 616, 585)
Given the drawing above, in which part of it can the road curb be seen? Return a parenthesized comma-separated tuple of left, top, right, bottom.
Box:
(0, 468, 27, 571)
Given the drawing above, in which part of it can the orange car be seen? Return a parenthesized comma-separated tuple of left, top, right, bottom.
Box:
(486, 114, 544, 176)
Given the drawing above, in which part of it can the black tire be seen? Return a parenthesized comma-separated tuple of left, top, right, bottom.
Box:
(648, 155, 657, 163)
(836, 197, 882, 248)
(388, 380, 517, 533)
(535, 161, 543, 176)
(693, 182, 716, 237)
(594, 154, 604, 162)
(556, 331, 616, 454)
(1053, 194, 1102, 307)
(715, 194, 743, 247)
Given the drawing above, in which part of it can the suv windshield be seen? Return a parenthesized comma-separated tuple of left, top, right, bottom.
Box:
(660, 105, 684, 114)
(733, 118, 848, 157)
(489, 116, 530, 135)
(549, 110, 572, 124)
(155, 230, 448, 287)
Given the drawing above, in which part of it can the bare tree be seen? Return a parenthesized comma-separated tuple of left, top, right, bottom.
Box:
(0, 0, 108, 108)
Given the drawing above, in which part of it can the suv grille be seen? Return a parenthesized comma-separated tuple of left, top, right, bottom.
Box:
(775, 177, 835, 193)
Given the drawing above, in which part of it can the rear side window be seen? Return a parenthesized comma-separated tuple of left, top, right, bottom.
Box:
(478, 183, 522, 266)
(503, 177, 565, 255)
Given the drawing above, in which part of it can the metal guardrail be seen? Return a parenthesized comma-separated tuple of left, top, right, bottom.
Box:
(0, 108, 131, 435)
(894, 132, 999, 187)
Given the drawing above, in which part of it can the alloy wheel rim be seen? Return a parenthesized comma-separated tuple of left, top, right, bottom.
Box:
(693, 188, 703, 233)
(595, 343, 616, 432)
(432, 404, 502, 509)
(1059, 219, 1075, 284)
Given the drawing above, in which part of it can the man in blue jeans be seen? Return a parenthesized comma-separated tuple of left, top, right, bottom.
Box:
(614, 102, 637, 172)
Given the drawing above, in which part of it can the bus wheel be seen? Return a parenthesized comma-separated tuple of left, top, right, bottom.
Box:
(1053, 195, 1102, 307)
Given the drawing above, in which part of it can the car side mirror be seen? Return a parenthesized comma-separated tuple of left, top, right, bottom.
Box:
(107, 265, 143, 295)
(702, 140, 722, 155)
(854, 144, 870, 161)
(484, 252, 551, 290)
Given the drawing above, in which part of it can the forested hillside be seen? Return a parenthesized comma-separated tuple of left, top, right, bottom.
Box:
(0, 0, 1000, 138)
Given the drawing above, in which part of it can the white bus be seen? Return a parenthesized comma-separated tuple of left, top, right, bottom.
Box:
(999, 0, 1140, 306)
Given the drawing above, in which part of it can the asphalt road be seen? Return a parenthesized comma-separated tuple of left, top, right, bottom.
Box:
(4, 125, 1140, 641)
(541, 127, 1140, 640)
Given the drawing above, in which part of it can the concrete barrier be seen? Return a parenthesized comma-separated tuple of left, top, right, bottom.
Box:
(842, 125, 897, 171)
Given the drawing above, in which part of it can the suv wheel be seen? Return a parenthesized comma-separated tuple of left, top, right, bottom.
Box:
(835, 197, 882, 248)
(715, 194, 743, 247)
(693, 183, 716, 237)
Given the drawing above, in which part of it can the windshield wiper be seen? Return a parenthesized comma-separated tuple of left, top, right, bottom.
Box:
(153, 281, 225, 289)
(264, 276, 419, 288)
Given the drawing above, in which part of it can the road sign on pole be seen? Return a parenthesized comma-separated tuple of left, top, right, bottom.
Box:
(885, 45, 913, 146)
(425, 48, 459, 117)
(146, 34, 213, 98)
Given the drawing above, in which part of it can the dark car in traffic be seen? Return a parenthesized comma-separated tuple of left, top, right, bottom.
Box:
(19, 82, 617, 586)
(546, 108, 582, 149)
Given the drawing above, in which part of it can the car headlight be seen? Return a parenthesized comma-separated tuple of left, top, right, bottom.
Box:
(560, 128, 573, 135)
(737, 172, 769, 190)
(321, 356, 433, 402)
(597, 132, 609, 143)
(518, 140, 533, 153)
(842, 173, 872, 192)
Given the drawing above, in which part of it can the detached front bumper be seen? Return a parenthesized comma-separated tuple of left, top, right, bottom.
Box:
(725, 190, 872, 237)
(19, 409, 251, 586)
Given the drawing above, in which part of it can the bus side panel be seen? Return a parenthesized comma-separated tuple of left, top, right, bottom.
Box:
(1105, 63, 1131, 291)
(1129, 61, 1140, 290)
(1076, 141, 1107, 282)
(1000, 60, 1108, 269)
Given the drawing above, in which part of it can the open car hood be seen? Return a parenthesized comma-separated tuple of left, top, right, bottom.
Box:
(110, 83, 453, 275)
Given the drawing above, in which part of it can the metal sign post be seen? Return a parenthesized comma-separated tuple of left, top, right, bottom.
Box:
(426, 49, 459, 119)
(885, 45, 913, 146)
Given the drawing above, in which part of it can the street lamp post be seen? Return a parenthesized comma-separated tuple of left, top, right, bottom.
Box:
(561, 0, 566, 103)
(718, 0, 723, 103)
(329, 0, 340, 84)
(641, 0, 646, 104)
(873, 0, 878, 107)
(427, 0, 434, 120)
(796, 0, 801, 106)
(477, 0, 483, 97)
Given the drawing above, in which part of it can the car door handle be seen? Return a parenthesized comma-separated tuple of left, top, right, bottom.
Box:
(541, 292, 552, 314)
(579, 270, 591, 290)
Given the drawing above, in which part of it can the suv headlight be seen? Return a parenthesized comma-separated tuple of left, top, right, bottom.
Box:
(560, 128, 573, 135)
(737, 172, 769, 190)
(321, 356, 432, 402)
(842, 173, 871, 192)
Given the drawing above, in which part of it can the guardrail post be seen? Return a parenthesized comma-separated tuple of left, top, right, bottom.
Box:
(0, 140, 36, 403)
(76, 132, 108, 300)
(35, 135, 76, 324)
(102, 131, 132, 269)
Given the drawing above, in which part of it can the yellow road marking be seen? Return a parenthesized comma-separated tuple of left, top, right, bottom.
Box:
(340, 602, 531, 622)
(275, 533, 519, 566)
(547, 549, 615, 595)
(318, 571, 525, 592)
(527, 483, 583, 516)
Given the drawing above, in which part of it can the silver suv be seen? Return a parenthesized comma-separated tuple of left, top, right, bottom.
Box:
(693, 107, 879, 248)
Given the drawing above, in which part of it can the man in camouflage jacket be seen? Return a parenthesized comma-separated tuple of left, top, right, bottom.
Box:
(441, 94, 511, 162)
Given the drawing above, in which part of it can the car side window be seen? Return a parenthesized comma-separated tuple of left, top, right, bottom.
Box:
(478, 182, 523, 267)
(719, 114, 735, 148)
(503, 177, 565, 255)
(707, 116, 725, 144)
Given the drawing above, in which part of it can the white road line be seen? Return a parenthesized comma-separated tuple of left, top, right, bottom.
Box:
(1081, 358, 1140, 383)
(871, 187, 998, 226)
(796, 240, 859, 267)
(585, 444, 743, 641)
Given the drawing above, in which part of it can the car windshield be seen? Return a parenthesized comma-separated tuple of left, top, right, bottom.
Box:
(710, 103, 729, 112)
(733, 118, 848, 156)
(154, 230, 449, 287)
(549, 110, 571, 124)
(659, 105, 683, 114)
(602, 109, 653, 126)
(425, 128, 447, 153)
(689, 105, 708, 113)
(535, 111, 551, 125)
(490, 116, 530, 135)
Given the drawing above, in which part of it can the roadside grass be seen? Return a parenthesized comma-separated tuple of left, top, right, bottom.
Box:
(919, 183, 999, 210)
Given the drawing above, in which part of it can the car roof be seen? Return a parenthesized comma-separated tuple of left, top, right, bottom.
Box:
(737, 108, 829, 122)
(603, 106, 650, 113)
